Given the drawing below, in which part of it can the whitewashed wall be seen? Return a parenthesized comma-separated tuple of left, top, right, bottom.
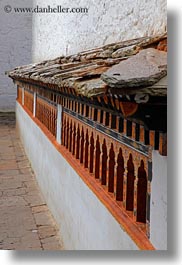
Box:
(0, 0, 32, 111)
(32, 0, 167, 62)
(150, 151, 167, 250)
(16, 102, 139, 250)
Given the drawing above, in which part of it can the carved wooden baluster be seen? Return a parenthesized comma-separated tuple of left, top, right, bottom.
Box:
(101, 139, 107, 185)
(95, 136, 101, 179)
(51, 108, 54, 134)
(89, 132, 94, 173)
(48, 107, 51, 132)
(76, 125, 80, 159)
(39, 101, 41, 121)
(72, 123, 76, 155)
(126, 154, 135, 211)
(52, 108, 54, 135)
(66, 118, 70, 149)
(42, 102, 44, 124)
(80, 127, 84, 164)
(136, 160, 147, 223)
(63, 117, 66, 146)
(37, 100, 40, 120)
(116, 148, 124, 201)
(84, 129, 89, 168)
(50, 106, 52, 132)
(108, 143, 115, 193)
(45, 104, 48, 129)
(69, 120, 73, 153)
(54, 109, 57, 137)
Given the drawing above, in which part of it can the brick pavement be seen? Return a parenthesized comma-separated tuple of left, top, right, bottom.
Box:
(0, 113, 64, 250)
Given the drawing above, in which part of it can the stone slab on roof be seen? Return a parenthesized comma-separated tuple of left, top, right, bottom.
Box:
(7, 33, 167, 98)
(101, 48, 167, 88)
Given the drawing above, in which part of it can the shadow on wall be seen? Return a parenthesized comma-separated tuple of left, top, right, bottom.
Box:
(0, 0, 32, 112)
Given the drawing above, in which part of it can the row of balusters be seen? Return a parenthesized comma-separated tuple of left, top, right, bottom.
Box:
(24, 90, 34, 114)
(36, 98, 57, 137)
(61, 115, 148, 223)
(20, 89, 148, 224)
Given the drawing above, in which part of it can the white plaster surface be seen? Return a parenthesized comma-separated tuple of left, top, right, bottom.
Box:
(0, 0, 32, 111)
(32, 0, 167, 62)
(16, 102, 139, 250)
(150, 150, 167, 250)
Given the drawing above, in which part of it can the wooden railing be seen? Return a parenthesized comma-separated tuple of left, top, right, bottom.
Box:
(36, 96, 57, 137)
(61, 110, 149, 231)
(24, 89, 34, 114)
(16, 85, 167, 239)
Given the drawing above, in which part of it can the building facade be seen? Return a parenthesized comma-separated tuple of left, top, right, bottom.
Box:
(32, 0, 167, 61)
(7, 0, 167, 250)
(8, 34, 167, 250)
(0, 0, 32, 111)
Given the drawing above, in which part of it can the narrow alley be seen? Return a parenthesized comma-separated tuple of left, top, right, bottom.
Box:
(0, 113, 64, 250)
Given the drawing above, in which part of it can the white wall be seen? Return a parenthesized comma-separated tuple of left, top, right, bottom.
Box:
(150, 151, 167, 250)
(0, 0, 32, 111)
(32, 0, 167, 62)
(16, 102, 139, 250)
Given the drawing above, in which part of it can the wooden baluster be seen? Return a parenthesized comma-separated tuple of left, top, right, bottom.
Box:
(49, 106, 51, 132)
(62, 117, 66, 146)
(51, 107, 53, 133)
(80, 127, 84, 164)
(126, 154, 135, 211)
(54, 109, 57, 137)
(48, 107, 51, 132)
(135, 124, 140, 141)
(136, 160, 147, 223)
(66, 118, 69, 149)
(84, 129, 89, 168)
(52, 108, 55, 135)
(72, 123, 76, 155)
(89, 132, 94, 173)
(108, 143, 115, 193)
(101, 139, 107, 185)
(76, 125, 80, 159)
(95, 136, 101, 179)
(39, 100, 41, 122)
(69, 120, 73, 152)
(45, 103, 47, 129)
(116, 148, 124, 201)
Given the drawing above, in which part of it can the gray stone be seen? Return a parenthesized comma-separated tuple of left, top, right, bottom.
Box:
(112, 45, 138, 58)
(101, 48, 167, 88)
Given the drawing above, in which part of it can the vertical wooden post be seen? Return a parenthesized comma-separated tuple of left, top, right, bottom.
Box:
(159, 133, 167, 156)
(123, 119, 127, 135)
(22, 87, 25, 106)
(33, 92, 37, 117)
(56, 104, 62, 144)
(140, 125, 145, 143)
